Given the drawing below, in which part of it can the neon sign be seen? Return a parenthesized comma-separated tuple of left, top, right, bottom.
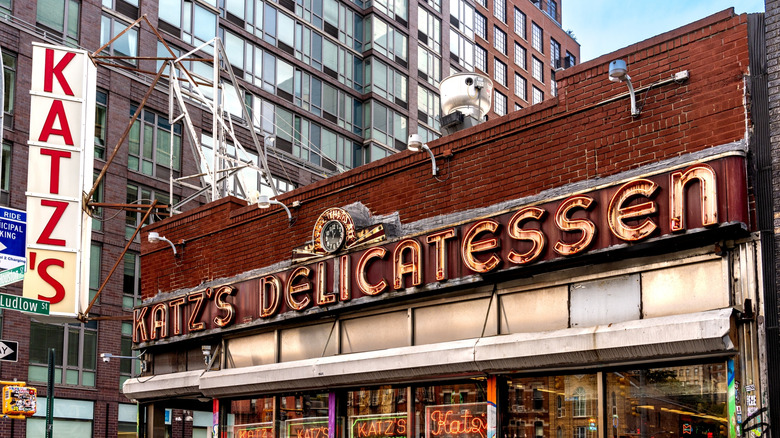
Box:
(350, 413, 407, 438)
(286, 417, 332, 438)
(133, 157, 748, 344)
(426, 403, 487, 438)
(234, 422, 274, 438)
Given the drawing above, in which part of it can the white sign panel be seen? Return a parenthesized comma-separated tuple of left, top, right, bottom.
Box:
(23, 44, 96, 318)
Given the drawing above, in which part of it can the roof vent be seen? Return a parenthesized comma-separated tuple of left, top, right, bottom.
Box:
(439, 72, 493, 135)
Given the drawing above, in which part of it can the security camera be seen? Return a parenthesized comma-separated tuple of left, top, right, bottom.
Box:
(101, 353, 111, 363)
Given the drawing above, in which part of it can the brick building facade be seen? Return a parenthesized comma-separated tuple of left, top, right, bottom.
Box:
(126, 9, 773, 438)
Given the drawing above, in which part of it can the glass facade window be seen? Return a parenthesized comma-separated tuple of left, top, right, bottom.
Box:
(100, 14, 138, 64)
(513, 7, 525, 39)
(475, 12, 487, 40)
(565, 51, 576, 68)
(514, 42, 526, 69)
(474, 0, 485, 9)
(475, 44, 487, 73)
(418, 6, 441, 54)
(158, 0, 218, 46)
(29, 321, 98, 387)
(532, 56, 544, 82)
(494, 26, 507, 55)
(493, 0, 505, 23)
(532, 85, 544, 104)
(37, 0, 80, 45)
(128, 106, 182, 177)
(125, 184, 175, 239)
(532, 22, 543, 53)
(366, 16, 408, 64)
(451, 0, 474, 39)
(514, 73, 526, 100)
(123, 252, 140, 310)
(417, 85, 440, 132)
(551, 70, 557, 97)
(0, 0, 9, 14)
(2, 49, 15, 130)
(364, 100, 407, 151)
(120, 322, 141, 387)
(95, 90, 107, 160)
(494, 90, 507, 116)
(418, 45, 441, 86)
(494, 58, 507, 87)
(365, 59, 408, 105)
(371, 0, 408, 23)
(450, 30, 475, 71)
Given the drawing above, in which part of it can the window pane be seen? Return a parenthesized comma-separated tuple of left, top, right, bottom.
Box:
(30, 323, 63, 365)
(37, 0, 66, 31)
(159, 0, 182, 26)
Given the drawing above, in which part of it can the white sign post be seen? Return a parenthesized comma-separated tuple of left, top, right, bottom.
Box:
(23, 44, 96, 319)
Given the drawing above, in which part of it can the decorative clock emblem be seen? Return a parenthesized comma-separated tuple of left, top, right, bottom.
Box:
(321, 220, 345, 253)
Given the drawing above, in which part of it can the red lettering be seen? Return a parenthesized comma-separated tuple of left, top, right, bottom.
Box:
(36, 258, 66, 304)
(429, 409, 486, 438)
(38, 100, 75, 145)
(40, 149, 71, 194)
(44, 49, 75, 95)
(37, 200, 69, 246)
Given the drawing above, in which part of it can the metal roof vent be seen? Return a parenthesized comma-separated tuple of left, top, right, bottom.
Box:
(439, 72, 493, 135)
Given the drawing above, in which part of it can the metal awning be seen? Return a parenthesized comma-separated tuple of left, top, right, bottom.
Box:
(123, 308, 735, 401)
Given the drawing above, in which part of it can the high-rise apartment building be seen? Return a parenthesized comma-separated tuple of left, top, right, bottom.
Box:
(0, 0, 577, 436)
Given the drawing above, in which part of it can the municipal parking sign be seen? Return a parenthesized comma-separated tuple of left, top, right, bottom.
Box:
(0, 207, 26, 287)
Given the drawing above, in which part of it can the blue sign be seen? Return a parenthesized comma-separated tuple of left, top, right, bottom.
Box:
(0, 207, 26, 287)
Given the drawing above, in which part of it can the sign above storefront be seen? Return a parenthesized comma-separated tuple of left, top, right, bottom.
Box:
(133, 156, 748, 344)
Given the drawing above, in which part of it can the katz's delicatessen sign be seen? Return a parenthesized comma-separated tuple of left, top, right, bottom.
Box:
(23, 44, 96, 318)
(134, 155, 748, 344)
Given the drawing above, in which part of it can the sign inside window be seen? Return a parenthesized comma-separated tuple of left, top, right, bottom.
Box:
(426, 403, 487, 438)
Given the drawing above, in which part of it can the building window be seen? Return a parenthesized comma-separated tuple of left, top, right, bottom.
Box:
(475, 45, 487, 73)
(1, 142, 10, 206)
(514, 42, 526, 69)
(474, 0, 485, 9)
(556, 395, 565, 417)
(0, 0, 9, 14)
(450, 30, 474, 71)
(418, 45, 441, 86)
(532, 56, 544, 83)
(102, 0, 139, 18)
(565, 51, 576, 68)
(125, 184, 175, 239)
(372, 0, 408, 23)
(128, 106, 182, 177)
(532, 22, 543, 53)
(364, 100, 408, 150)
(94, 90, 107, 160)
(418, 6, 441, 54)
(37, 0, 80, 45)
(158, 0, 218, 46)
(573, 387, 588, 417)
(120, 322, 141, 387)
(551, 70, 557, 97)
(551, 38, 561, 68)
(367, 16, 408, 64)
(515, 73, 526, 100)
(494, 27, 507, 55)
(2, 50, 15, 130)
(513, 7, 525, 39)
(29, 321, 98, 387)
(475, 12, 487, 40)
(123, 252, 140, 310)
(451, 0, 474, 39)
(494, 58, 507, 87)
(28, 399, 94, 435)
(417, 85, 441, 132)
(493, 0, 505, 23)
(365, 59, 408, 105)
(494, 91, 507, 116)
(100, 14, 138, 65)
(89, 243, 101, 303)
(574, 427, 587, 438)
(532, 86, 544, 104)
(547, 0, 557, 22)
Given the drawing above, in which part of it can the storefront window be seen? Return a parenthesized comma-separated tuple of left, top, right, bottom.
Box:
(415, 380, 488, 438)
(505, 375, 598, 438)
(230, 396, 276, 437)
(606, 363, 729, 438)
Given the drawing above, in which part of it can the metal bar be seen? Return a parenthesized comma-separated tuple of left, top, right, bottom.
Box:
(91, 14, 146, 58)
(81, 200, 159, 319)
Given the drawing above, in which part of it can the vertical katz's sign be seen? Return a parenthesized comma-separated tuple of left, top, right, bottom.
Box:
(23, 44, 96, 318)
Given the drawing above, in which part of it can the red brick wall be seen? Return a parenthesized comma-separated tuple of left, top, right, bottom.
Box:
(142, 11, 752, 299)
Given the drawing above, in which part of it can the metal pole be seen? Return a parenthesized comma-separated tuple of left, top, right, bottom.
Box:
(46, 348, 54, 438)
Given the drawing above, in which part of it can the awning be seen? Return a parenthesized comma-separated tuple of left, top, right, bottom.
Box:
(123, 308, 735, 401)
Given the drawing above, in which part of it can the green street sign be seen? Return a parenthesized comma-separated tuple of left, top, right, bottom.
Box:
(0, 292, 50, 315)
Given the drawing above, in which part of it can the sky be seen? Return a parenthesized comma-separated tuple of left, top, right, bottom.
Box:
(563, 1, 766, 62)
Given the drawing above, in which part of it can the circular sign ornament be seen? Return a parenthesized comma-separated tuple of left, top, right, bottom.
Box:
(321, 220, 346, 253)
